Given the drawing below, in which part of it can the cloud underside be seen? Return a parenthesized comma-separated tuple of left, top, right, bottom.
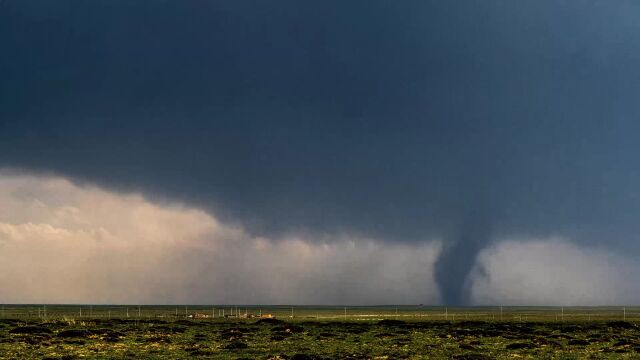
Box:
(0, 172, 638, 305)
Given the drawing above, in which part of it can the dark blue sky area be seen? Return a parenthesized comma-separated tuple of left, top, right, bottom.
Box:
(1, 1, 640, 248)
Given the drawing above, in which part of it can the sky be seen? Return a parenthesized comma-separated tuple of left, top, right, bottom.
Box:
(1, 1, 640, 305)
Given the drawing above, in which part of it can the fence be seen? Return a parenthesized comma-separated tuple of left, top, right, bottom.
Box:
(0, 305, 638, 322)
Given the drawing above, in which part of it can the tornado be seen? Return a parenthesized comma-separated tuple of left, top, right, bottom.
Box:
(434, 210, 492, 305)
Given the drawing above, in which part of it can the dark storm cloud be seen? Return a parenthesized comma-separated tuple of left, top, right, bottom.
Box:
(2, 1, 640, 303)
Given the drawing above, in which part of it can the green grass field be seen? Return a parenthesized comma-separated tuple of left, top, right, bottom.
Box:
(1, 306, 639, 359)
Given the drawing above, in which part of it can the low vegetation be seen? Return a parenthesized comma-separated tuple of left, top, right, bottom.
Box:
(1, 317, 640, 359)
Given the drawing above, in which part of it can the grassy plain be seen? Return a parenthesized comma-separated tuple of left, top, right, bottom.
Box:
(1, 306, 639, 359)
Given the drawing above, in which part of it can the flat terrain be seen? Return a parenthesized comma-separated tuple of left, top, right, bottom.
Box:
(1, 306, 640, 359)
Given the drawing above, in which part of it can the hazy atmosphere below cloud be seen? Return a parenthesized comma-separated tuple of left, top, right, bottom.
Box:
(1, 172, 638, 305)
(0, 172, 441, 305)
(471, 239, 640, 306)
